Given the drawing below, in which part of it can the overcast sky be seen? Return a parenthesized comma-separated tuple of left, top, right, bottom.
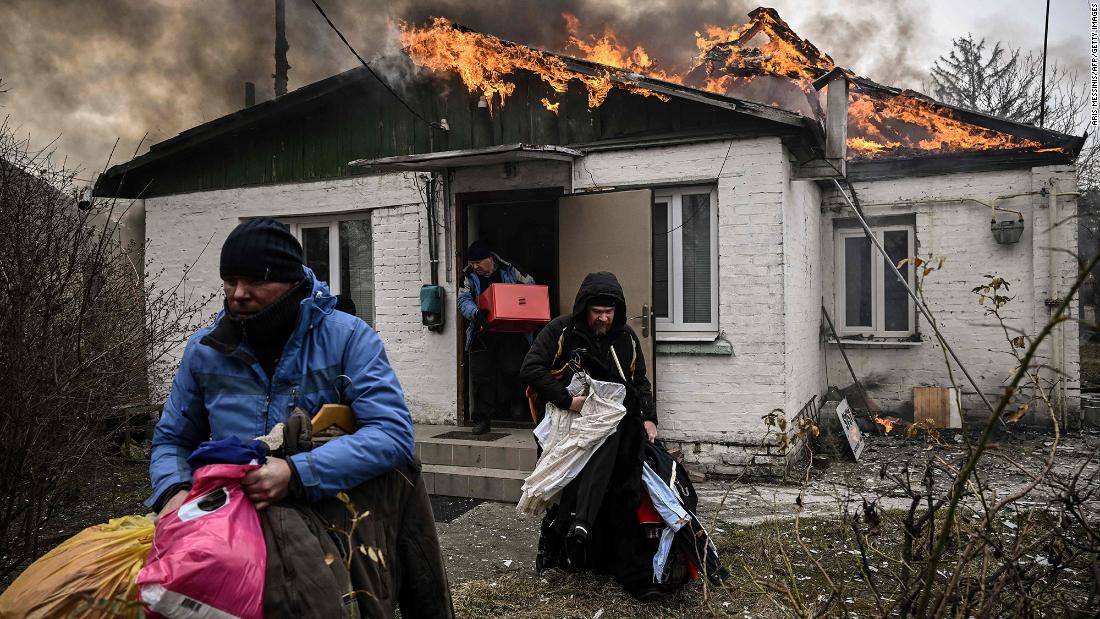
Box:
(0, 0, 1090, 179)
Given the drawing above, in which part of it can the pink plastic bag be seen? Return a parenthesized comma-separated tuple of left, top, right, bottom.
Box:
(137, 463, 266, 619)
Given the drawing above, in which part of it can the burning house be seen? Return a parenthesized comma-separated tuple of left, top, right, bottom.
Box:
(95, 8, 1084, 479)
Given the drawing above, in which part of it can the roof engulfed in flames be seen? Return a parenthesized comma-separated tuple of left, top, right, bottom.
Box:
(398, 16, 669, 112)
(685, 8, 1045, 158)
(845, 92, 1042, 158)
(399, 8, 1062, 160)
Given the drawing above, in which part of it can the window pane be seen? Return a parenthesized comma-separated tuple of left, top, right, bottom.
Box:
(681, 193, 711, 323)
(653, 201, 669, 318)
(301, 227, 330, 284)
(883, 230, 910, 331)
(339, 219, 373, 326)
(844, 236, 872, 328)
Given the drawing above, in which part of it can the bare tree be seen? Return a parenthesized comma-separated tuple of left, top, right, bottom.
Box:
(929, 34, 1097, 190)
(0, 116, 213, 581)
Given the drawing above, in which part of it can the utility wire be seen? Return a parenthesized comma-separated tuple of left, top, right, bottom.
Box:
(656, 139, 735, 236)
(308, 0, 444, 130)
(1039, 0, 1050, 127)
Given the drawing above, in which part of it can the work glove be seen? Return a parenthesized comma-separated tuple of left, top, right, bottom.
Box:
(282, 407, 313, 456)
(475, 308, 491, 330)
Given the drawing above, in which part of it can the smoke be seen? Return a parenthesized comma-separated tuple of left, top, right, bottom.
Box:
(801, 0, 929, 89)
(0, 0, 938, 174)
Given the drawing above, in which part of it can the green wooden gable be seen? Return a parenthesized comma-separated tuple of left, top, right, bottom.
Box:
(96, 62, 809, 199)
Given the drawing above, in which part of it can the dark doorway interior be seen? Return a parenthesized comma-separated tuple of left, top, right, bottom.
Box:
(461, 191, 559, 428)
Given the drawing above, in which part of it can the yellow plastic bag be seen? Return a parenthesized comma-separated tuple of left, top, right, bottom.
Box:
(0, 515, 153, 619)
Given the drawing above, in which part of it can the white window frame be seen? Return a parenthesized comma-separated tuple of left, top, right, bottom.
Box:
(278, 213, 374, 323)
(833, 225, 915, 338)
(653, 185, 720, 341)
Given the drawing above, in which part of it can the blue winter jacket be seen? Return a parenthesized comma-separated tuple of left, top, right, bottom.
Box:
(457, 253, 535, 350)
(147, 267, 415, 507)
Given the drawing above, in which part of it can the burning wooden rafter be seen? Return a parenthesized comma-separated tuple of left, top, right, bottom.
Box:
(683, 7, 1075, 160)
(691, 7, 834, 81)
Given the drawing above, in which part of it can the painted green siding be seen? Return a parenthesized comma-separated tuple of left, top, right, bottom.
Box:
(103, 70, 776, 198)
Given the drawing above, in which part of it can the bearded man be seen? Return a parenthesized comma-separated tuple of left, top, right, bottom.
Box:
(519, 271, 661, 598)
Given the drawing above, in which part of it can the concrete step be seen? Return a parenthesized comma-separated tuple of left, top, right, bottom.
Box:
(414, 424, 537, 503)
(415, 426, 537, 471)
(422, 463, 527, 502)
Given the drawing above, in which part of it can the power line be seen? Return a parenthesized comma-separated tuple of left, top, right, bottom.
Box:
(656, 139, 734, 236)
(1039, 0, 1050, 127)
(307, 0, 443, 130)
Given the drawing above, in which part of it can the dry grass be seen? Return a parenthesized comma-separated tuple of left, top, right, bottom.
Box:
(449, 520, 824, 619)
(451, 569, 779, 619)
(449, 508, 1099, 618)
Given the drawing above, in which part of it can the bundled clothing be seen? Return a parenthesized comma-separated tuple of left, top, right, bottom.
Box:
(520, 272, 659, 595)
(261, 416, 452, 619)
(519, 373, 628, 515)
(642, 441, 730, 586)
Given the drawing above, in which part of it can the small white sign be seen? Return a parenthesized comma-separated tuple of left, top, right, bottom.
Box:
(836, 398, 864, 461)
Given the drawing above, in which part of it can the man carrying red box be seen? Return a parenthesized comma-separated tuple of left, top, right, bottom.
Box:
(458, 240, 536, 435)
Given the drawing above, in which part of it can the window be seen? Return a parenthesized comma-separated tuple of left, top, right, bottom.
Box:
(653, 186, 719, 340)
(281, 214, 374, 326)
(833, 224, 914, 337)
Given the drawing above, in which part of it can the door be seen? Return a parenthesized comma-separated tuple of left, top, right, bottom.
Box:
(557, 189, 655, 385)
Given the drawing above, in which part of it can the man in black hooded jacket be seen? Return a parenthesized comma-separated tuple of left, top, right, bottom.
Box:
(520, 271, 661, 597)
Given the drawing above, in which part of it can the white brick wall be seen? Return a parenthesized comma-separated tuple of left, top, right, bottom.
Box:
(144, 173, 458, 425)
(819, 165, 1080, 425)
(783, 174, 825, 418)
(575, 139, 793, 452)
(144, 140, 1079, 474)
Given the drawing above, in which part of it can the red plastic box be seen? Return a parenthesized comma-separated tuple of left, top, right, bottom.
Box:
(477, 283, 550, 332)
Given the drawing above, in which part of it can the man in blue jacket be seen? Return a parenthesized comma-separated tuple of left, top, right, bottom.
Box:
(457, 240, 534, 434)
(148, 217, 451, 617)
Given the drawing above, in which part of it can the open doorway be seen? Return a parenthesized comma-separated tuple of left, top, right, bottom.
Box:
(457, 189, 561, 428)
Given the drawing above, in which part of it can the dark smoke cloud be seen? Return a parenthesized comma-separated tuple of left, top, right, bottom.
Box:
(805, 0, 928, 88)
(0, 0, 932, 176)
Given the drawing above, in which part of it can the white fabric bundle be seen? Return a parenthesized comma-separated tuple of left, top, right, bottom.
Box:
(517, 372, 627, 515)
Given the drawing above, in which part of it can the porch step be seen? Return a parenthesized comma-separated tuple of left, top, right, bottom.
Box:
(414, 424, 537, 502)
(422, 463, 527, 502)
(417, 437, 538, 471)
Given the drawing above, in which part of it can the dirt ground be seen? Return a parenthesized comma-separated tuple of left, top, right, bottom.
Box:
(4, 429, 1098, 616)
(441, 429, 1100, 617)
(437, 428, 1100, 584)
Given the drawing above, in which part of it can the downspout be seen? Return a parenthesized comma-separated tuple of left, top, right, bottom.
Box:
(1047, 177, 1065, 424)
(443, 168, 454, 283)
(427, 174, 440, 287)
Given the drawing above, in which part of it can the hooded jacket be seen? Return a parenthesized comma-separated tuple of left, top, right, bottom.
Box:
(457, 252, 535, 350)
(520, 271, 656, 423)
(147, 266, 415, 508)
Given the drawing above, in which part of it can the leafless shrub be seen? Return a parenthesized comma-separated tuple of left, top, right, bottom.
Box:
(0, 117, 213, 580)
(735, 250, 1100, 617)
(928, 34, 1098, 190)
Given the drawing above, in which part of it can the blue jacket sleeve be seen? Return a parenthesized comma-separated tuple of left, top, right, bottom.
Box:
(289, 324, 414, 501)
(146, 340, 209, 508)
(457, 273, 479, 320)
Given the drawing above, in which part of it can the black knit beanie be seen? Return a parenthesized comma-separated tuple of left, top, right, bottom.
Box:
(587, 294, 618, 308)
(220, 217, 304, 282)
(466, 240, 491, 262)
